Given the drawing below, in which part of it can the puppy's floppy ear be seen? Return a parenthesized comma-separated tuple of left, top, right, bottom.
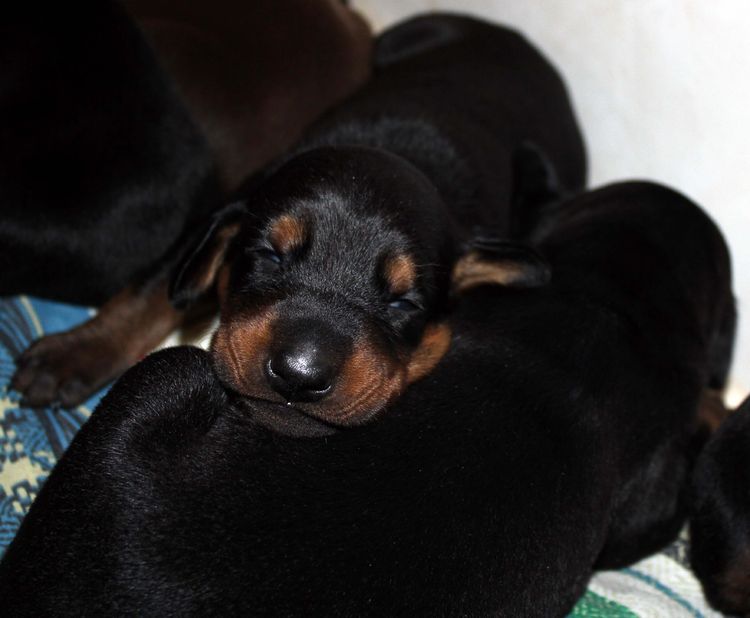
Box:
(452, 237, 550, 294)
(169, 202, 247, 309)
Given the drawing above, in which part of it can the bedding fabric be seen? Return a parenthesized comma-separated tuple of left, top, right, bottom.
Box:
(0, 295, 723, 617)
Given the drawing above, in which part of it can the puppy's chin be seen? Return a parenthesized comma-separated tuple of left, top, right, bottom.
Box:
(234, 396, 340, 438)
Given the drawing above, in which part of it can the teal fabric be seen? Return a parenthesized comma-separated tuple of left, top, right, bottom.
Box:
(0, 296, 108, 552)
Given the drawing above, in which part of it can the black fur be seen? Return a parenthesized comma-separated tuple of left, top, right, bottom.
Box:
(0, 1, 218, 305)
(0, 181, 734, 616)
(690, 396, 750, 615)
(302, 14, 586, 228)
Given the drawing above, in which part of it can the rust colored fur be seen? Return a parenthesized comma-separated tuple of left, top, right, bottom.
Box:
(269, 215, 308, 255)
(383, 254, 417, 296)
(406, 322, 452, 383)
(212, 309, 451, 427)
(12, 282, 182, 408)
(211, 307, 277, 396)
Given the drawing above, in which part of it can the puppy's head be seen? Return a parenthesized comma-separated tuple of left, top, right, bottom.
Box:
(171, 147, 547, 431)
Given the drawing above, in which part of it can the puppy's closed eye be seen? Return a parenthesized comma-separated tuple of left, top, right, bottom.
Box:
(252, 247, 283, 264)
(388, 297, 422, 312)
(246, 246, 283, 268)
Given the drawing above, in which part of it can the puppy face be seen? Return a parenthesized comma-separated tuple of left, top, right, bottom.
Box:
(172, 147, 547, 430)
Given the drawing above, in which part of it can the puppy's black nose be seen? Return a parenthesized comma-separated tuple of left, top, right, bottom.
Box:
(265, 331, 344, 402)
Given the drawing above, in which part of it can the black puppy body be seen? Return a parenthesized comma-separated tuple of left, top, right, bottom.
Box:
(690, 396, 750, 615)
(302, 14, 587, 230)
(172, 14, 586, 427)
(0, 1, 217, 305)
(0, 182, 733, 616)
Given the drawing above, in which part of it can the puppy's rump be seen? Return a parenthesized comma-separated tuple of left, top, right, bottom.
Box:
(536, 181, 735, 387)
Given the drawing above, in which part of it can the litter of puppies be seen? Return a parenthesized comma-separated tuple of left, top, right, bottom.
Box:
(0, 3, 746, 615)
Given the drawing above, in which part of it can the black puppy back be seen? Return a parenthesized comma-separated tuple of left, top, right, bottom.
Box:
(0, 1, 217, 305)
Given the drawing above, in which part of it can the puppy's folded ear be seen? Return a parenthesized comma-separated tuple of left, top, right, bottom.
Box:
(452, 238, 550, 294)
(169, 202, 247, 309)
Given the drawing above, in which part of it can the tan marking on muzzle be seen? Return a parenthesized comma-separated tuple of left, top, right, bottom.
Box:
(312, 322, 452, 426)
(324, 337, 407, 426)
(406, 322, 452, 383)
(211, 306, 277, 397)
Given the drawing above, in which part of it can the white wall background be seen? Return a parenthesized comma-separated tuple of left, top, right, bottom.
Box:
(354, 0, 750, 405)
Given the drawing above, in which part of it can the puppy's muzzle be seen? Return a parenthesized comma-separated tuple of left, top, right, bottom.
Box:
(265, 321, 347, 403)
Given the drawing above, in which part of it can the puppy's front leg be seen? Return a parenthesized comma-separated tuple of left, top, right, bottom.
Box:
(11, 279, 182, 408)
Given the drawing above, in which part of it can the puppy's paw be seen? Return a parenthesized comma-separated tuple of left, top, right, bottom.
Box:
(11, 330, 127, 408)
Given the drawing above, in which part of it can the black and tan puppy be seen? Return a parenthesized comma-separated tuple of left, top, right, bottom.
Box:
(690, 395, 750, 615)
(166, 14, 587, 427)
(7, 0, 371, 407)
(0, 182, 734, 616)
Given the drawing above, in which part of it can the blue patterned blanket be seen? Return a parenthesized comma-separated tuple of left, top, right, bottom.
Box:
(0, 297, 107, 549)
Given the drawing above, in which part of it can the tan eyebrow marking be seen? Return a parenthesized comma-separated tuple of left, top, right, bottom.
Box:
(269, 214, 307, 254)
(211, 305, 277, 395)
(383, 253, 417, 296)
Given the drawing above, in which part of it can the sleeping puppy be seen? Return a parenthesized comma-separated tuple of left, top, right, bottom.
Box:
(690, 395, 750, 615)
(166, 13, 587, 426)
(0, 182, 734, 616)
(8, 0, 371, 408)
